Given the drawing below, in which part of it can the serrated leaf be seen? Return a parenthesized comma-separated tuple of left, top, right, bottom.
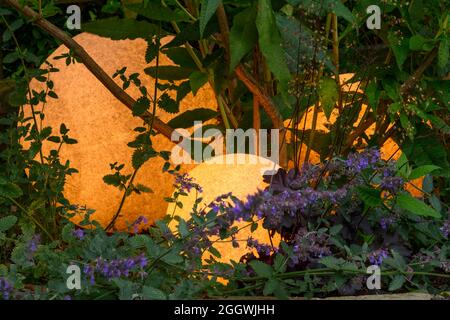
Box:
(388, 275, 405, 291)
(319, 256, 344, 269)
(0, 182, 23, 199)
(157, 93, 179, 114)
(249, 260, 273, 278)
(133, 96, 150, 117)
(397, 193, 441, 218)
(229, 6, 258, 70)
(83, 18, 162, 40)
(132, 147, 158, 169)
(199, 0, 222, 38)
(319, 78, 338, 119)
(167, 108, 218, 129)
(143, 286, 166, 300)
(0, 215, 18, 232)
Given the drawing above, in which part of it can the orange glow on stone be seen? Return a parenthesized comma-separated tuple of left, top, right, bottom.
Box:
(24, 33, 217, 231)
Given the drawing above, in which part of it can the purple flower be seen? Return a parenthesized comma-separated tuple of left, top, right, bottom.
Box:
(0, 277, 13, 300)
(380, 217, 395, 230)
(345, 148, 380, 173)
(83, 254, 149, 282)
(368, 249, 389, 266)
(380, 168, 404, 194)
(73, 229, 85, 240)
(132, 216, 149, 233)
(247, 237, 277, 257)
(440, 219, 449, 238)
(175, 173, 203, 193)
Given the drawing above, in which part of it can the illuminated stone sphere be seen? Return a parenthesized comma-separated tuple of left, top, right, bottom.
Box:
(25, 33, 217, 231)
(167, 153, 281, 264)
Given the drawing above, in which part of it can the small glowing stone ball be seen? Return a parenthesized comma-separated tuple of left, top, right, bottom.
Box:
(167, 154, 281, 264)
(26, 33, 217, 231)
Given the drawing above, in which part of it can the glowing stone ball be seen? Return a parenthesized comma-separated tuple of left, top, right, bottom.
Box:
(26, 33, 217, 230)
(167, 154, 281, 264)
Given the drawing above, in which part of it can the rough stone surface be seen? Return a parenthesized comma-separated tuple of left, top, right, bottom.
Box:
(25, 33, 217, 230)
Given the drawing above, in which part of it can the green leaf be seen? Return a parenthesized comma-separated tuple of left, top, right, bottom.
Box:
(273, 254, 287, 273)
(365, 81, 380, 111)
(83, 18, 162, 40)
(249, 260, 273, 278)
(409, 34, 427, 51)
(0, 215, 18, 232)
(438, 38, 449, 69)
(199, 0, 222, 38)
(388, 32, 409, 70)
(177, 219, 189, 238)
(357, 186, 382, 207)
(388, 275, 405, 291)
(157, 93, 179, 114)
(3, 52, 19, 64)
(396, 193, 441, 218)
(126, 3, 189, 22)
(133, 96, 150, 117)
(409, 165, 440, 180)
(319, 256, 345, 270)
(144, 66, 192, 81)
(319, 78, 338, 119)
(327, 0, 355, 24)
(132, 147, 158, 169)
(256, 0, 291, 97)
(167, 108, 218, 129)
(229, 6, 258, 70)
(0, 182, 23, 199)
(189, 71, 209, 95)
(142, 286, 166, 300)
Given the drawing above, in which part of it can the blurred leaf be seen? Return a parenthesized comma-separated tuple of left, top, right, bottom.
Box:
(409, 165, 440, 180)
(0, 182, 23, 199)
(409, 34, 427, 51)
(83, 18, 162, 40)
(357, 186, 382, 207)
(199, 0, 222, 38)
(249, 260, 273, 278)
(0, 215, 18, 232)
(144, 66, 192, 80)
(319, 78, 338, 119)
(388, 275, 405, 291)
(397, 193, 441, 218)
(189, 71, 208, 95)
(438, 38, 449, 69)
(256, 0, 291, 98)
(126, 3, 189, 22)
(143, 286, 167, 300)
(388, 32, 409, 70)
(229, 6, 258, 70)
